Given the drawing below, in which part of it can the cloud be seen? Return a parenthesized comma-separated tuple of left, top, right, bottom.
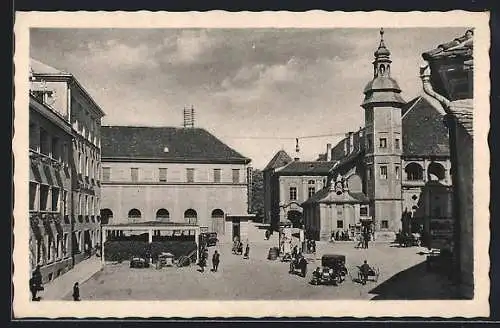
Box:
(164, 30, 218, 65)
(84, 39, 160, 70)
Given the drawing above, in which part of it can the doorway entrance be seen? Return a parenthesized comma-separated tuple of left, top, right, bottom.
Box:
(232, 218, 240, 241)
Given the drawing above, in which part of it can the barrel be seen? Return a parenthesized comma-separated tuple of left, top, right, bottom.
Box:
(268, 247, 279, 260)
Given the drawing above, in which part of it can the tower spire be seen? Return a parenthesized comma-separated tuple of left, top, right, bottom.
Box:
(372, 27, 391, 78)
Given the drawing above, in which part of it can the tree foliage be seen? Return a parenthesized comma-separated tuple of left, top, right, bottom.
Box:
(250, 168, 264, 222)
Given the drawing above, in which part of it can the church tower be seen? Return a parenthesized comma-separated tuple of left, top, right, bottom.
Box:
(361, 28, 406, 237)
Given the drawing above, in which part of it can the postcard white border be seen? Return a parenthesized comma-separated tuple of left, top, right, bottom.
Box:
(13, 10, 490, 318)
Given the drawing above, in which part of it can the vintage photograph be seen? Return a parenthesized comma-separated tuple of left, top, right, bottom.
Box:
(13, 11, 490, 318)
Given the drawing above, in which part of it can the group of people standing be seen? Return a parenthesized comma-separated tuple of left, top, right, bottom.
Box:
(331, 230, 352, 242)
(356, 229, 372, 249)
(198, 247, 221, 273)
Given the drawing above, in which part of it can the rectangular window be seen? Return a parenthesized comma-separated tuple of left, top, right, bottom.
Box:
(56, 234, 62, 259)
(102, 167, 110, 181)
(337, 206, 343, 217)
(51, 137, 60, 160)
(40, 129, 50, 156)
(62, 143, 68, 166)
(131, 168, 138, 182)
(232, 169, 240, 184)
(159, 168, 167, 182)
(395, 138, 400, 150)
(47, 234, 53, 262)
(51, 188, 60, 212)
(308, 187, 316, 198)
(360, 206, 368, 216)
(63, 233, 69, 257)
(381, 220, 389, 229)
(379, 138, 387, 148)
(39, 185, 49, 211)
(213, 169, 221, 183)
(289, 187, 297, 201)
(29, 124, 39, 151)
(380, 165, 388, 179)
(84, 195, 88, 215)
(395, 165, 400, 180)
(337, 220, 344, 229)
(29, 182, 37, 211)
(187, 168, 195, 183)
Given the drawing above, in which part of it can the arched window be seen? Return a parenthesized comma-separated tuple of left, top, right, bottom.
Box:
(128, 208, 141, 219)
(156, 208, 170, 220)
(427, 162, 445, 181)
(405, 163, 423, 181)
(100, 208, 113, 225)
(184, 209, 197, 224)
(211, 209, 224, 218)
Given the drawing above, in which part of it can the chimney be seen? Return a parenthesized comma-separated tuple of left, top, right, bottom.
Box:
(326, 143, 332, 161)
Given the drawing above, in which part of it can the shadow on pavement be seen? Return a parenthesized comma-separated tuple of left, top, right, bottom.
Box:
(369, 261, 461, 300)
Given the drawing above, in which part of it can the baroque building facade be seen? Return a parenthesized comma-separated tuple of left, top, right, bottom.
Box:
(29, 59, 105, 283)
(264, 29, 453, 241)
(100, 126, 253, 243)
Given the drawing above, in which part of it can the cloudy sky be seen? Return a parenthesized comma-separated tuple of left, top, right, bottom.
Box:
(30, 27, 466, 168)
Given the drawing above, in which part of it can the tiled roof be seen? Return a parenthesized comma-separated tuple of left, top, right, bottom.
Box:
(101, 126, 251, 164)
(422, 29, 473, 61)
(449, 99, 473, 136)
(30, 58, 70, 75)
(402, 96, 450, 157)
(302, 187, 369, 205)
(276, 161, 335, 176)
(263, 150, 293, 171)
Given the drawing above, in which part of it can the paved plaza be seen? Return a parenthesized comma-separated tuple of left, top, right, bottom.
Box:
(58, 233, 458, 301)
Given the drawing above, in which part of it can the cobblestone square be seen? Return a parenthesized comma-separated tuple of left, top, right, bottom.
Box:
(64, 239, 457, 300)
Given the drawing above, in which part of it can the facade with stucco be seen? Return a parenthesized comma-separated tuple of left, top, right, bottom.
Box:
(100, 126, 252, 243)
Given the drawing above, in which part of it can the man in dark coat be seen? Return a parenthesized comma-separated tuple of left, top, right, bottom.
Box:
(212, 250, 220, 272)
(30, 265, 43, 301)
(72, 282, 80, 301)
(244, 244, 250, 259)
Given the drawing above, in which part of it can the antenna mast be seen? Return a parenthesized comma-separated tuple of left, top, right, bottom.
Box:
(183, 105, 195, 128)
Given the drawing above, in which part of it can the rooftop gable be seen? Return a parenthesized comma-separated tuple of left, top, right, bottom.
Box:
(263, 150, 293, 171)
(402, 96, 450, 157)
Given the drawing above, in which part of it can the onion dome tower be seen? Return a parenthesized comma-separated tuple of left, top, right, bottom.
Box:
(361, 28, 405, 238)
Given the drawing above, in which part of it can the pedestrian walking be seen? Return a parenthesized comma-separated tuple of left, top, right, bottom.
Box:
(244, 244, 250, 259)
(30, 265, 43, 301)
(311, 239, 316, 253)
(212, 250, 220, 272)
(364, 232, 369, 249)
(72, 282, 80, 301)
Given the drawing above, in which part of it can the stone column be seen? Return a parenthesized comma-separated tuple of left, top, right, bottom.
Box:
(194, 228, 200, 263)
(148, 229, 153, 243)
(423, 159, 428, 182)
(101, 228, 106, 264)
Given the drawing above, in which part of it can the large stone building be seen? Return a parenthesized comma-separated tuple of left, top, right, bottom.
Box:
(420, 29, 474, 298)
(264, 29, 453, 241)
(29, 59, 105, 283)
(100, 126, 253, 243)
